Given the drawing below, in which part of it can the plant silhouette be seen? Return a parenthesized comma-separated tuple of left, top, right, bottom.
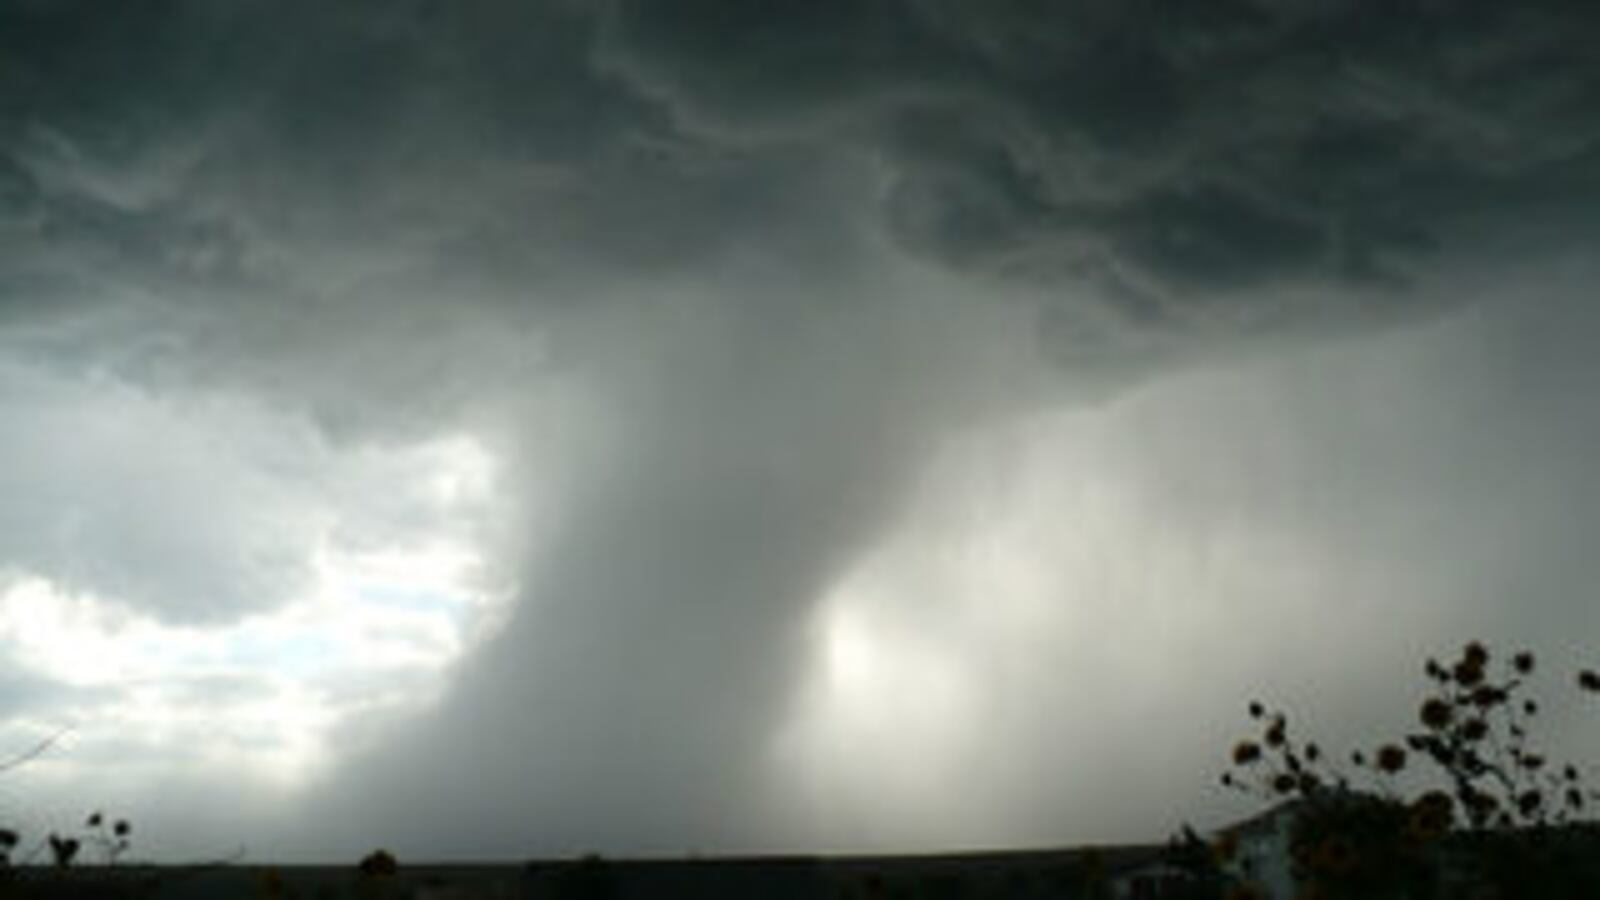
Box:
(1211, 641, 1600, 898)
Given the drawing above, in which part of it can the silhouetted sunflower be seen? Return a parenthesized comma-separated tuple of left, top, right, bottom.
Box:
(1461, 789, 1499, 824)
(1376, 744, 1407, 774)
(1406, 792, 1453, 841)
(1265, 718, 1286, 748)
(1517, 790, 1543, 817)
(1420, 698, 1453, 729)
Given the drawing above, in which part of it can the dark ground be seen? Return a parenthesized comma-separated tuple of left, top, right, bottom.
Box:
(0, 844, 1167, 898)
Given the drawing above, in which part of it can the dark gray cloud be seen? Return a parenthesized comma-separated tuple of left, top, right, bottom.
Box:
(1, 0, 1598, 863)
(603, 0, 1600, 334)
(7, 1, 1599, 361)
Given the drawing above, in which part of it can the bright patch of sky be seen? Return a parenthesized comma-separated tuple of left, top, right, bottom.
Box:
(0, 407, 509, 798)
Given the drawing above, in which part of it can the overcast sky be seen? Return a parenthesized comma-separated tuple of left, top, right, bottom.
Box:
(2, 0, 1599, 864)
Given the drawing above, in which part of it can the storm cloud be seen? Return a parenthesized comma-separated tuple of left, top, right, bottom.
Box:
(1, 0, 1598, 862)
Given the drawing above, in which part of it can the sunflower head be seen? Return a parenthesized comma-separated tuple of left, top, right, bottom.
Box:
(1405, 791, 1454, 841)
(1375, 744, 1407, 774)
(1420, 698, 1453, 729)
